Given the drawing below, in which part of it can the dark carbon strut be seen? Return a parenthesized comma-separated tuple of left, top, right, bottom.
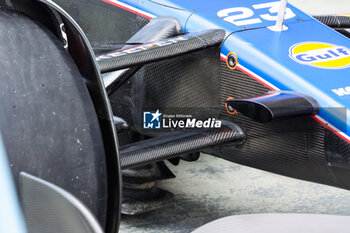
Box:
(119, 121, 245, 169)
(97, 29, 225, 73)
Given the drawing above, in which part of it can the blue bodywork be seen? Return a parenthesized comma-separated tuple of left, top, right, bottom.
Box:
(107, 0, 350, 141)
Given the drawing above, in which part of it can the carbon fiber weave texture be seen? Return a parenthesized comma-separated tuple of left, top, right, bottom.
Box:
(109, 48, 222, 136)
(97, 29, 225, 73)
(216, 61, 341, 187)
(50, 0, 149, 53)
(120, 122, 245, 168)
(314, 15, 350, 28)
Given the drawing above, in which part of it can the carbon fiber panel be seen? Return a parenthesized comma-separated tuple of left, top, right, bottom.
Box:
(97, 29, 225, 73)
(110, 48, 222, 135)
(213, 61, 342, 187)
(48, 0, 149, 53)
(314, 15, 350, 28)
(325, 129, 350, 188)
(325, 129, 350, 168)
(111, 57, 337, 187)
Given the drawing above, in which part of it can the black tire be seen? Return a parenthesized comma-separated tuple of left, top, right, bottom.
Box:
(0, 8, 108, 226)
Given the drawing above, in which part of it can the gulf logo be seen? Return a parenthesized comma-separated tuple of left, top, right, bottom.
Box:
(289, 42, 350, 69)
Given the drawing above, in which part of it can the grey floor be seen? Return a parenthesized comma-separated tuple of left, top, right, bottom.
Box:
(120, 155, 350, 233)
(120, 1, 350, 232)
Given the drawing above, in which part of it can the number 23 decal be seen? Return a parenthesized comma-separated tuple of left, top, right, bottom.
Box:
(217, 1, 296, 26)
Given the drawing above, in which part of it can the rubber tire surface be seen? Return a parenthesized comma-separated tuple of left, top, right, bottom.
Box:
(0, 8, 108, 226)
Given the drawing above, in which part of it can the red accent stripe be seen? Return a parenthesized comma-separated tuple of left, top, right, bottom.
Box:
(102, 0, 153, 19)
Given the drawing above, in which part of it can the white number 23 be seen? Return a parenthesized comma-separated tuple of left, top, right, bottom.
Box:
(217, 1, 296, 26)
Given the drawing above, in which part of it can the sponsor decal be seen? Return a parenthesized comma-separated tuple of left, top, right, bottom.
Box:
(332, 86, 350, 96)
(289, 42, 350, 69)
(143, 110, 221, 130)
